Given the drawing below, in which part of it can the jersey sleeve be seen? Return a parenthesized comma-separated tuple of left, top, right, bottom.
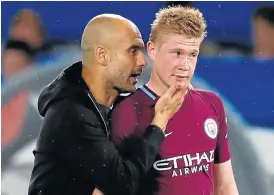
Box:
(214, 95, 231, 164)
(111, 97, 139, 146)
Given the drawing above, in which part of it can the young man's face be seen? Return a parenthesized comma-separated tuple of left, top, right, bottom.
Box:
(148, 34, 202, 90)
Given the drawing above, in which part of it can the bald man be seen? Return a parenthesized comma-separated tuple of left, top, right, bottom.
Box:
(28, 14, 186, 195)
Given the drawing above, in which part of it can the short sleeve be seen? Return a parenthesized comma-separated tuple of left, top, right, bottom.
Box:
(214, 98, 231, 164)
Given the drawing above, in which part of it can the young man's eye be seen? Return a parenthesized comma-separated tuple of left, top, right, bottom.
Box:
(174, 51, 182, 57)
(190, 53, 198, 58)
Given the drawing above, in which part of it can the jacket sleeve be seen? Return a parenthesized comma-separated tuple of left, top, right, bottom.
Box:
(60, 101, 165, 195)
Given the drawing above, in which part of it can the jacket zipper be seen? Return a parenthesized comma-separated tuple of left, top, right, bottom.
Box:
(87, 93, 110, 138)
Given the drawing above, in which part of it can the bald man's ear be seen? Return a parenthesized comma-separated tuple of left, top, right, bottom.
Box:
(95, 46, 108, 66)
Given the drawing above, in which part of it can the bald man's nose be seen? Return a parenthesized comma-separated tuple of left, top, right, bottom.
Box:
(137, 53, 148, 67)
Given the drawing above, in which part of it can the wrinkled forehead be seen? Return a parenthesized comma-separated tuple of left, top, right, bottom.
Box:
(158, 34, 203, 50)
(117, 26, 144, 49)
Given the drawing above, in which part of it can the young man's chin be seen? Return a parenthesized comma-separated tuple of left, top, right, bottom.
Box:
(172, 79, 190, 89)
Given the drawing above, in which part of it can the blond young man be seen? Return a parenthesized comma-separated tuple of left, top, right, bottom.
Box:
(109, 6, 239, 195)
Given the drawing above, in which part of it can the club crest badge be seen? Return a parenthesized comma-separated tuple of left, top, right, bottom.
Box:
(204, 118, 218, 139)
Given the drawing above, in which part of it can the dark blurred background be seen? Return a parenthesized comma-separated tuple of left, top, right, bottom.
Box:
(1, 1, 274, 195)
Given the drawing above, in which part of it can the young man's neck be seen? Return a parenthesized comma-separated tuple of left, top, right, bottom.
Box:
(146, 77, 169, 97)
(82, 65, 118, 107)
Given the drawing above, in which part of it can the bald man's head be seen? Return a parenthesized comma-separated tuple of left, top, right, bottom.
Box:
(81, 14, 140, 66)
(80, 13, 147, 94)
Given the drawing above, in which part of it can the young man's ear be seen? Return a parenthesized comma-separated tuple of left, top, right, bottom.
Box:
(147, 41, 156, 61)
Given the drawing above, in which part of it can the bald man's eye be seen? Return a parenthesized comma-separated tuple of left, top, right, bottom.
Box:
(130, 49, 137, 56)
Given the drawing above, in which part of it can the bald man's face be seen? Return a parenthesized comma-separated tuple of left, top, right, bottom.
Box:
(106, 27, 147, 93)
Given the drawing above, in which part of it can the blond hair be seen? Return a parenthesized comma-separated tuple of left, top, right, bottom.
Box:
(149, 6, 207, 44)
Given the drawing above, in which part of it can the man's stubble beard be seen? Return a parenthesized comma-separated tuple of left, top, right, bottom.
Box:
(113, 68, 136, 94)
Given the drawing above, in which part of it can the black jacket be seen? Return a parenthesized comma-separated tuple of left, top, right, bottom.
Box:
(28, 61, 165, 195)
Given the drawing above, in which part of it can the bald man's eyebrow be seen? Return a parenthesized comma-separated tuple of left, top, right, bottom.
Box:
(128, 44, 144, 51)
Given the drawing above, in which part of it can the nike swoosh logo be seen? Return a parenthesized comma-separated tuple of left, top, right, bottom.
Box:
(165, 132, 173, 137)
